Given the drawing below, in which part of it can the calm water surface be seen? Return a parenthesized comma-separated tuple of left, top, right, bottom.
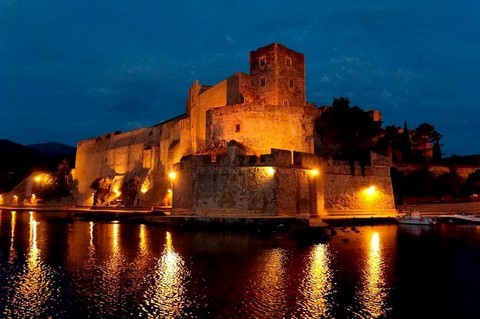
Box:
(1, 210, 480, 319)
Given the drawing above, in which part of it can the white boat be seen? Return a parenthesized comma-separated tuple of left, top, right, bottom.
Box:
(453, 212, 480, 224)
(397, 211, 435, 225)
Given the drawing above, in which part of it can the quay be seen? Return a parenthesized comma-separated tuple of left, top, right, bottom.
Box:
(3, 202, 480, 228)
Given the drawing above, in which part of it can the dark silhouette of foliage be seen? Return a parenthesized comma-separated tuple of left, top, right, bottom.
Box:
(390, 167, 406, 204)
(433, 171, 462, 201)
(315, 97, 382, 164)
(464, 169, 480, 196)
(412, 122, 442, 163)
(403, 167, 435, 197)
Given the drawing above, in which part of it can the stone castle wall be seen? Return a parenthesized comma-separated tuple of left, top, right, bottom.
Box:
(74, 116, 192, 206)
(206, 103, 319, 156)
(250, 43, 305, 107)
(172, 149, 322, 217)
(323, 153, 395, 214)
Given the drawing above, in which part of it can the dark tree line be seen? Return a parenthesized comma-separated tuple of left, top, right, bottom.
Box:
(391, 167, 480, 204)
(315, 97, 382, 164)
(314, 97, 443, 165)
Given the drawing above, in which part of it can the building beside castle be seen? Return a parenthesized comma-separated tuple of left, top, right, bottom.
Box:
(73, 43, 396, 219)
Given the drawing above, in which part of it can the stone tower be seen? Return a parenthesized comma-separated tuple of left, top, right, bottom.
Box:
(249, 43, 306, 107)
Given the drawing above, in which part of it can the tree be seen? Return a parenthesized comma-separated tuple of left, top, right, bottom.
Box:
(412, 123, 442, 163)
(315, 97, 382, 164)
(433, 171, 462, 202)
(463, 169, 480, 197)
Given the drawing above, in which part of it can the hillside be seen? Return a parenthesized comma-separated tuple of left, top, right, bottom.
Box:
(0, 140, 76, 193)
(28, 142, 76, 157)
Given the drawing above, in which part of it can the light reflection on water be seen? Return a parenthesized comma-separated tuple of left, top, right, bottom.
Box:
(1, 211, 479, 318)
(140, 231, 192, 318)
(243, 248, 288, 318)
(355, 231, 390, 318)
(2, 211, 59, 318)
(295, 243, 335, 318)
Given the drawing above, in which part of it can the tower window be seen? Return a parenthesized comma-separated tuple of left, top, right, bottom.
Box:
(259, 56, 266, 67)
(289, 77, 294, 88)
(260, 77, 266, 87)
(283, 99, 289, 106)
(286, 56, 292, 67)
(235, 124, 241, 132)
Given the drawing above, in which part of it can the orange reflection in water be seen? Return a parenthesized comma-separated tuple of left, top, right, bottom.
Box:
(139, 224, 147, 254)
(244, 248, 288, 318)
(295, 243, 334, 318)
(86, 221, 96, 266)
(4, 211, 55, 318)
(8, 211, 16, 264)
(141, 231, 190, 318)
(357, 231, 389, 318)
(95, 222, 125, 316)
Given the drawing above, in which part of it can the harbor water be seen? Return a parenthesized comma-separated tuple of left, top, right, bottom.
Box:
(1, 209, 479, 318)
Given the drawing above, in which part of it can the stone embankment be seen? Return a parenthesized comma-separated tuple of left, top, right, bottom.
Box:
(396, 202, 480, 215)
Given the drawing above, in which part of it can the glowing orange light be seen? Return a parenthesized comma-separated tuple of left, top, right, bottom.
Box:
(168, 171, 176, 180)
(266, 167, 275, 176)
(364, 186, 377, 197)
(34, 175, 42, 182)
(310, 169, 320, 176)
(167, 189, 172, 193)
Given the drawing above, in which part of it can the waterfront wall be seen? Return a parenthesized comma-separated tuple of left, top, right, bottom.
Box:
(323, 153, 396, 215)
(172, 148, 323, 217)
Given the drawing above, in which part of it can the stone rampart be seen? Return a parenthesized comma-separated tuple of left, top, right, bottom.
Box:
(172, 148, 322, 217)
(206, 103, 319, 156)
(74, 116, 192, 206)
(323, 153, 395, 214)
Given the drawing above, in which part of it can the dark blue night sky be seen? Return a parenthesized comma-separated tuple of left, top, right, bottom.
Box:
(1, 1, 479, 156)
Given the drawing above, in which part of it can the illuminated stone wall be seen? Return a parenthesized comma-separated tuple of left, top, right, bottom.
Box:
(74, 116, 192, 206)
(323, 153, 396, 215)
(206, 104, 319, 156)
(172, 149, 323, 217)
(250, 43, 305, 107)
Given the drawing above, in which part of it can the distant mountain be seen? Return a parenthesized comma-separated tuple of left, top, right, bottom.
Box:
(0, 139, 76, 193)
(27, 142, 76, 157)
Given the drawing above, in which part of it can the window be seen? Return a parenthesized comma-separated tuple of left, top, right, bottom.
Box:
(260, 77, 266, 87)
(289, 77, 294, 88)
(259, 56, 266, 67)
(283, 99, 289, 106)
(235, 124, 241, 132)
(286, 56, 292, 67)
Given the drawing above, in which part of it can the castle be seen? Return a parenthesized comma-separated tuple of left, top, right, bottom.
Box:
(73, 43, 395, 219)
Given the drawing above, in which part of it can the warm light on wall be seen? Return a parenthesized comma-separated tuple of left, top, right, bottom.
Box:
(34, 173, 51, 184)
(168, 171, 176, 180)
(364, 186, 377, 197)
(141, 179, 150, 193)
(266, 167, 275, 176)
(310, 169, 320, 176)
(167, 189, 172, 193)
